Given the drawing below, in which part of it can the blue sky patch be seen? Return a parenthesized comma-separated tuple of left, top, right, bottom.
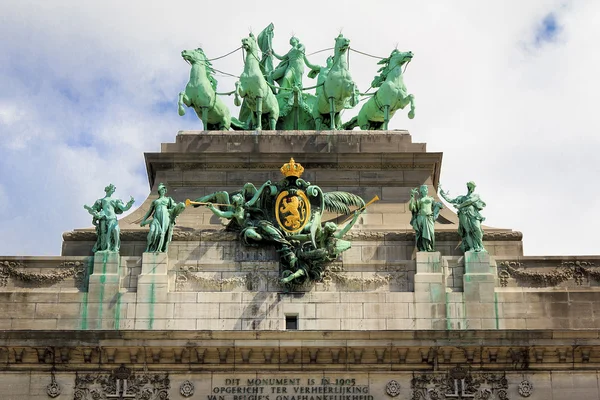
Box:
(535, 13, 562, 46)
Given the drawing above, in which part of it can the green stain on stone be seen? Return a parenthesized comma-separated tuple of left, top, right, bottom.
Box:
(80, 292, 89, 330)
(114, 292, 121, 331)
(149, 274, 156, 330)
(430, 284, 442, 303)
(80, 257, 94, 330)
(97, 252, 108, 329)
(494, 292, 499, 330)
(445, 292, 451, 330)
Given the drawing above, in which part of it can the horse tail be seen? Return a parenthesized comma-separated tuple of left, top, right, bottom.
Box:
(341, 116, 358, 131)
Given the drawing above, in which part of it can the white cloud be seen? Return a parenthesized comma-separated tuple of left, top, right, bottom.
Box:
(0, 0, 598, 255)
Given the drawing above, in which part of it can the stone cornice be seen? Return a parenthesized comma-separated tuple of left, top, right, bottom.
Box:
(62, 229, 523, 242)
(0, 330, 597, 371)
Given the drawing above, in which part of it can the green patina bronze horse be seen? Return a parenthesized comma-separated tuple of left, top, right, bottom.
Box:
(178, 48, 231, 130)
(311, 34, 359, 130)
(346, 50, 415, 130)
(234, 34, 279, 130)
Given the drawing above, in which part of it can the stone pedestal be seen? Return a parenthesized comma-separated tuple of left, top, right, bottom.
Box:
(462, 251, 498, 329)
(413, 252, 446, 329)
(135, 252, 170, 329)
(85, 251, 124, 330)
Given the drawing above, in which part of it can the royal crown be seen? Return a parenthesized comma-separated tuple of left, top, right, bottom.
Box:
(280, 158, 304, 178)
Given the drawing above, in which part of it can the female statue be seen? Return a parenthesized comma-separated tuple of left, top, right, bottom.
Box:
(440, 181, 486, 252)
(140, 183, 185, 253)
(84, 183, 135, 253)
(409, 185, 443, 252)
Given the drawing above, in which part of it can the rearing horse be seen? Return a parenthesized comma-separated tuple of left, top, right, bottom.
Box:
(234, 34, 279, 130)
(354, 49, 415, 130)
(311, 34, 359, 130)
(178, 48, 231, 130)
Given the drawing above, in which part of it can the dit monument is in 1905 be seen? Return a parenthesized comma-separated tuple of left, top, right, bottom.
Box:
(0, 23, 599, 400)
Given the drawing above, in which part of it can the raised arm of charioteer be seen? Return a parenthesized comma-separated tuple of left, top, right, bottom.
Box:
(303, 54, 320, 72)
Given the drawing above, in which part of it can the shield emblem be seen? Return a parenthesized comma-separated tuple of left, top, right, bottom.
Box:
(275, 190, 311, 234)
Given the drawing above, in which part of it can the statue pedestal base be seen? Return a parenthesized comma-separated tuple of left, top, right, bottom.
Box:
(414, 251, 446, 329)
(135, 252, 170, 329)
(461, 250, 498, 329)
(86, 251, 123, 329)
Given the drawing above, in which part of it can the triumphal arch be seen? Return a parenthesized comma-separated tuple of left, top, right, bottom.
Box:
(1, 24, 599, 400)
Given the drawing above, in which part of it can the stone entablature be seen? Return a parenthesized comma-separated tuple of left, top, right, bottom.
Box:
(0, 330, 599, 368)
(0, 331, 599, 399)
(1, 253, 600, 331)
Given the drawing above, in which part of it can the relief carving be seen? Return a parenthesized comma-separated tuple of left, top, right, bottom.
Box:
(0, 260, 87, 289)
(498, 260, 598, 287)
(411, 367, 508, 399)
(73, 365, 169, 400)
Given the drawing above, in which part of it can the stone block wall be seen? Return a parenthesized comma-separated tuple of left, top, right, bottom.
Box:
(1, 250, 600, 332)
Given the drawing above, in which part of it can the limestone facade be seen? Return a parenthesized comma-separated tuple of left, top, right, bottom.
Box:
(0, 131, 598, 399)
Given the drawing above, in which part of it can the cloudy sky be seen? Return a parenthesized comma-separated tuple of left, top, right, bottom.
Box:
(1, 1, 598, 256)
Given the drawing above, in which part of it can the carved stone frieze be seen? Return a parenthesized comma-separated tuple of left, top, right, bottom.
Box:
(74, 365, 169, 400)
(386, 380, 401, 397)
(517, 380, 533, 397)
(46, 370, 61, 398)
(411, 367, 508, 400)
(0, 260, 87, 289)
(179, 380, 194, 397)
(498, 260, 599, 287)
(175, 264, 407, 292)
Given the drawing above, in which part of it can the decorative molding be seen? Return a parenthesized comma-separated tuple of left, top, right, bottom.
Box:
(385, 380, 401, 397)
(175, 264, 406, 292)
(518, 379, 533, 397)
(321, 265, 406, 290)
(498, 260, 599, 287)
(46, 370, 61, 398)
(63, 229, 523, 243)
(411, 366, 508, 400)
(179, 380, 194, 398)
(0, 260, 87, 288)
(74, 364, 170, 400)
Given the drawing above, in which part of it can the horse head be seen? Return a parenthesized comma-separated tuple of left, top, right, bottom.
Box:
(389, 49, 413, 68)
(241, 34, 260, 59)
(181, 48, 208, 65)
(333, 34, 350, 57)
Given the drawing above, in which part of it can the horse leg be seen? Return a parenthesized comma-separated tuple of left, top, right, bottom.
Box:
(328, 97, 335, 130)
(408, 94, 416, 119)
(256, 97, 263, 131)
(234, 82, 242, 107)
(201, 107, 209, 131)
(383, 105, 390, 130)
(178, 92, 189, 116)
(314, 117, 322, 131)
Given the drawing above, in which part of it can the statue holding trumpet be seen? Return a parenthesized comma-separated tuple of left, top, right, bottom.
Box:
(184, 158, 378, 288)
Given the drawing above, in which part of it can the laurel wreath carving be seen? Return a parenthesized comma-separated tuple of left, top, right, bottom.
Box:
(498, 260, 598, 287)
(0, 260, 88, 288)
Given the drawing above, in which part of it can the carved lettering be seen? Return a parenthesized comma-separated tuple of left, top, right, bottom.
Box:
(208, 376, 372, 400)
